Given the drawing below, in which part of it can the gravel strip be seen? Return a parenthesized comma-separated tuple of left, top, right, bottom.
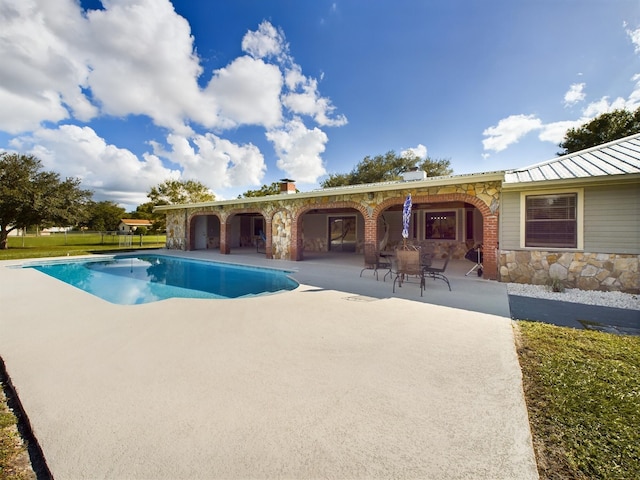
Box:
(506, 283, 640, 311)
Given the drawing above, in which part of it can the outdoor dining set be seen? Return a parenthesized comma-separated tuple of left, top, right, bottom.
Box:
(360, 194, 452, 296)
(360, 245, 452, 297)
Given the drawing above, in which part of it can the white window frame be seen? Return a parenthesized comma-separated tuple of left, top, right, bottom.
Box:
(519, 188, 584, 250)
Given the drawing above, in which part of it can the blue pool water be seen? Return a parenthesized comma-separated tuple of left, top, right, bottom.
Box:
(26, 255, 298, 305)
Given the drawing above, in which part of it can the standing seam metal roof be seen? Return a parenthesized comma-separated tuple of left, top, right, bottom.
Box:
(504, 133, 640, 183)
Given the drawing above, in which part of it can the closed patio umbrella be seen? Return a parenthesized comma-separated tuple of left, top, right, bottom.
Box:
(402, 193, 412, 247)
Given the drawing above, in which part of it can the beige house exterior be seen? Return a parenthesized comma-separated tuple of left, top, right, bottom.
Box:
(156, 134, 640, 293)
(118, 219, 153, 233)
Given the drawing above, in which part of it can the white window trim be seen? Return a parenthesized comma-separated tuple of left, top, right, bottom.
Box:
(519, 188, 584, 250)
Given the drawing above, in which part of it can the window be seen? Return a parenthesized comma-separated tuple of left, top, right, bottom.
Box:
(426, 211, 456, 240)
(253, 217, 264, 236)
(525, 193, 577, 248)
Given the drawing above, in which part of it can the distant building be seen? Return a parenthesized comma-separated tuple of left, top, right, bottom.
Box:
(118, 219, 152, 234)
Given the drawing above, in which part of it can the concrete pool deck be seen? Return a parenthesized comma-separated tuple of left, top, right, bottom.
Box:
(0, 251, 538, 479)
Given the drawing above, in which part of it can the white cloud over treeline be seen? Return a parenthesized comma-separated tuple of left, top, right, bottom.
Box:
(482, 25, 640, 156)
(0, 0, 346, 206)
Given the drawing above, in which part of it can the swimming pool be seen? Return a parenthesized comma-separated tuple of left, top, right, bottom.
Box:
(24, 255, 299, 305)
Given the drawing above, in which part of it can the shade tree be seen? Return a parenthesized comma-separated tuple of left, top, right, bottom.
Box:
(0, 152, 92, 249)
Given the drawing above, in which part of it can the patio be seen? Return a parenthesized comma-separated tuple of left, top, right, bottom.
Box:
(0, 250, 535, 479)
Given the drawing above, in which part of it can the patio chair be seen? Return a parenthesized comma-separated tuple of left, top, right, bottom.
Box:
(423, 254, 452, 291)
(360, 250, 392, 281)
(392, 249, 425, 296)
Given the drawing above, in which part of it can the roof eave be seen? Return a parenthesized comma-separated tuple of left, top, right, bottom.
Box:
(502, 172, 640, 190)
(154, 170, 507, 212)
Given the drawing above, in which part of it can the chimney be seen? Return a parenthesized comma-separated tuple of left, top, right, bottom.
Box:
(279, 179, 296, 194)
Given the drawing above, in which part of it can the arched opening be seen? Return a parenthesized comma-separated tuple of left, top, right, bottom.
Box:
(234, 212, 268, 252)
(189, 213, 221, 250)
(373, 192, 497, 279)
(291, 202, 369, 261)
(202, 210, 266, 255)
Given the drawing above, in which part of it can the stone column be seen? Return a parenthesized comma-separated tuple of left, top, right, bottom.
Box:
(264, 220, 273, 259)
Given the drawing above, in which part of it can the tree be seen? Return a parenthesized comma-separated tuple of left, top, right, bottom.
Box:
(148, 179, 215, 205)
(320, 151, 453, 188)
(0, 152, 92, 249)
(558, 107, 640, 155)
(84, 201, 126, 232)
(240, 181, 298, 198)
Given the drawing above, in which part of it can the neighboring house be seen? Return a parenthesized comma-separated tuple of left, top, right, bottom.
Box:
(118, 219, 152, 234)
(156, 134, 640, 293)
(8, 226, 72, 236)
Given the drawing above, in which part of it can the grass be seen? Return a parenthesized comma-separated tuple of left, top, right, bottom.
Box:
(1, 246, 638, 478)
(1, 233, 166, 260)
(516, 321, 640, 480)
(0, 387, 34, 479)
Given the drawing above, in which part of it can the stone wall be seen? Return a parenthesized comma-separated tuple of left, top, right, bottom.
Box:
(163, 180, 501, 265)
(499, 250, 640, 293)
(166, 211, 187, 250)
(272, 209, 292, 259)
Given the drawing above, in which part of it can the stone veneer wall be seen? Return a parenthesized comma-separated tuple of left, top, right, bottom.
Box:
(166, 210, 187, 250)
(163, 180, 501, 263)
(499, 250, 640, 293)
(271, 209, 292, 259)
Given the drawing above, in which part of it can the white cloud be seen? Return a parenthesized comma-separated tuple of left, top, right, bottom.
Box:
(241, 20, 288, 60)
(0, 1, 346, 203)
(538, 120, 584, 144)
(0, 0, 95, 132)
(482, 114, 543, 152)
(206, 56, 283, 128)
(266, 118, 328, 183)
(83, 0, 206, 132)
(0, 89, 69, 134)
(401, 144, 428, 159)
(626, 24, 640, 53)
(153, 133, 266, 190)
(484, 23, 640, 155)
(564, 83, 586, 107)
(10, 125, 177, 207)
(583, 95, 629, 117)
(282, 65, 348, 127)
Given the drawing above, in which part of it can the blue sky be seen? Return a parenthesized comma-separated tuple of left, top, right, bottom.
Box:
(1, 0, 639, 210)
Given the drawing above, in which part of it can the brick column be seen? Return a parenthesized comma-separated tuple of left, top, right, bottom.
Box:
(363, 215, 378, 261)
(290, 230, 304, 261)
(219, 219, 231, 255)
(482, 214, 498, 280)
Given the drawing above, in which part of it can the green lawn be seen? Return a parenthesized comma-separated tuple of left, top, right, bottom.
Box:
(516, 321, 640, 480)
(1, 233, 166, 260)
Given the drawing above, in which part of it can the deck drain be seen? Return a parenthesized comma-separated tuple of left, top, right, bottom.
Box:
(343, 295, 378, 302)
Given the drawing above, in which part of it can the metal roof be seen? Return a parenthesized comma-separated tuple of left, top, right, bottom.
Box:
(504, 133, 640, 184)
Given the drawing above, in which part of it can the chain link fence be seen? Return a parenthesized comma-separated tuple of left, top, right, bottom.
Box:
(9, 231, 166, 248)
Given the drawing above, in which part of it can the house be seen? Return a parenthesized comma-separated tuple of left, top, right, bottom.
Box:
(118, 219, 152, 234)
(500, 133, 640, 292)
(155, 134, 640, 293)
